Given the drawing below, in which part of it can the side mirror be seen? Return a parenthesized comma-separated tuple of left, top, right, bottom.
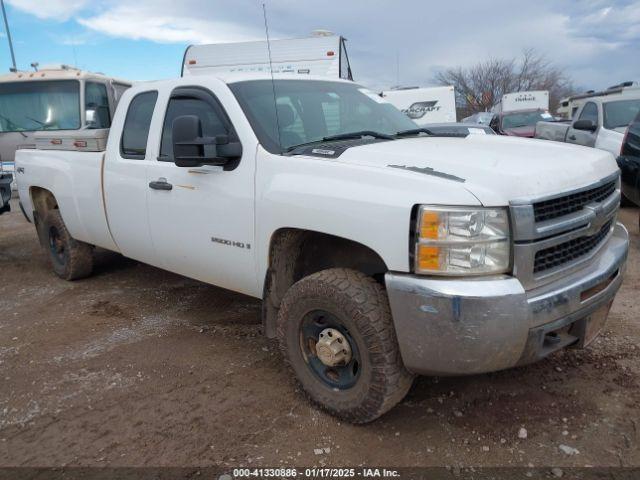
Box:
(573, 119, 597, 132)
(172, 115, 242, 168)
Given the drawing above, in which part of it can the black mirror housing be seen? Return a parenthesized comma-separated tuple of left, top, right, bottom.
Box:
(573, 119, 597, 132)
(171, 115, 242, 168)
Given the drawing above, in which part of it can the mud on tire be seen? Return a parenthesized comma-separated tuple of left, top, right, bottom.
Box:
(276, 268, 414, 423)
(40, 209, 93, 280)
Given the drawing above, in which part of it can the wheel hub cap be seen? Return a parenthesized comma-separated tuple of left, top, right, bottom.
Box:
(315, 328, 352, 367)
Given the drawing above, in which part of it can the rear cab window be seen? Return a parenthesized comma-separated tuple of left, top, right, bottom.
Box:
(120, 91, 158, 159)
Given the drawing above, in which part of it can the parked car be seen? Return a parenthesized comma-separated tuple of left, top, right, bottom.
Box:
(462, 112, 494, 125)
(490, 109, 553, 137)
(423, 122, 495, 135)
(15, 73, 628, 423)
(535, 86, 640, 157)
(617, 109, 640, 206)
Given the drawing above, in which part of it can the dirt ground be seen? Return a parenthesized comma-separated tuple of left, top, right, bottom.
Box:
(0, 198, 639, 469)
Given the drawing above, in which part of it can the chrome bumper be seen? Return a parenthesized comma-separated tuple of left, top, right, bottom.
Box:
(385, 222, 629, 376)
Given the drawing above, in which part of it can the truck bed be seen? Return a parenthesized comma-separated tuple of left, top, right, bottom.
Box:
(15, 148, 118, 252)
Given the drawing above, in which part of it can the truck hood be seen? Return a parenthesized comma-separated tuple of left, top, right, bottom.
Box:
(329, 135, 619, 206)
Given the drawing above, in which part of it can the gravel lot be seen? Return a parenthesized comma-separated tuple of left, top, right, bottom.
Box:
(1, 199, 639, 468)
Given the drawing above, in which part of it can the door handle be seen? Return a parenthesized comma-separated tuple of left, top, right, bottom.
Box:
(568, 135, 576, 140)
(148, 177, 173, 191)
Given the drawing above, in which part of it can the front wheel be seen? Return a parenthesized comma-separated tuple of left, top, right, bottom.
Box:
(277, 268, 414, 423)
(40, 209, 94, 280)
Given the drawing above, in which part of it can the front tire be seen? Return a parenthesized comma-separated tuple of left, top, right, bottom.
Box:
(40, 209, 93, 280)
(277, 268, 414, 423)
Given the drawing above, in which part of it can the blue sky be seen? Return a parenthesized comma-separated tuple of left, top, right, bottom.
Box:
(1, 0, 638, 91)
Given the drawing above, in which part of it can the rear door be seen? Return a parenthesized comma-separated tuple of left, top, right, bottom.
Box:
(103, 90, 159, 264)
(566, 101, 598, 147)
(144, 85, 257, 296)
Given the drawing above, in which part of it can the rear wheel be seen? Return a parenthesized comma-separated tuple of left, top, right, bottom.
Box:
(277, 268, 414, 423)
(40, 209, 93, 280)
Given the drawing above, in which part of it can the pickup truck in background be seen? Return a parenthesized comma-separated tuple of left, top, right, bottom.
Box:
(15, 74, 628, 423)
(535, 88, 640, 157)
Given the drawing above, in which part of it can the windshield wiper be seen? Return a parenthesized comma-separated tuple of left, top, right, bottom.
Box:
(285, 130, 394, 153)
(321, 130, 395, 142)
(25, 116, 46, 127)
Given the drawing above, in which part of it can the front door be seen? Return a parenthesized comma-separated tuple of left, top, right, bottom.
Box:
(145, 86, 257, 297)
(566, 101, 598, 147)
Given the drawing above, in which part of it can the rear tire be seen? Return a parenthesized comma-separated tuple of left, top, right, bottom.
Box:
(277, 268, 414, 423)
(40, 209, 93, 280)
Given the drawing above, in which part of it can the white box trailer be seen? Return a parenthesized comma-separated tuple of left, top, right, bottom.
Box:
(380, 86, 457, 125)
(182, 32, 353, 80)
(492, 90, 549, 113)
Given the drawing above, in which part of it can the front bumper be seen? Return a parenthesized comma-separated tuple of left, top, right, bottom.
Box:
(385, 222, 629, 376)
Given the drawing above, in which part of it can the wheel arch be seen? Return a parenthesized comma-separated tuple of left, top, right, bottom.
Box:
(262, 228, 389, 338)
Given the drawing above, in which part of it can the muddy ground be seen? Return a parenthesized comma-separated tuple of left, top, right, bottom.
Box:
(0, 199, 639, 469)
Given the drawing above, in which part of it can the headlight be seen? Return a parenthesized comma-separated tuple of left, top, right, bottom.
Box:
(414, 206, 511, 275)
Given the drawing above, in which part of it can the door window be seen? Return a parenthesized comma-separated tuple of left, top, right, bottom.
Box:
(85, 82, 111, 128)
(159, 95, 230, 162)
(577, 102, 598, 125)
(120, 91, 158, 159)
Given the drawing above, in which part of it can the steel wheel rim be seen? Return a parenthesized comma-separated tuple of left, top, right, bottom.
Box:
(299, 309, 361, 390)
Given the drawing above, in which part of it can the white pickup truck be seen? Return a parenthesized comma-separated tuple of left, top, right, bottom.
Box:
(535, 89, 640, 156)
(15, 74, 629, 423)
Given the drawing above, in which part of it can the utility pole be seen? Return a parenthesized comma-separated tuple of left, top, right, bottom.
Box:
(0, 0, 17, 72)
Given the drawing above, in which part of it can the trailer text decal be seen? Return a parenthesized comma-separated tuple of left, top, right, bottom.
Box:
(403, 101, 440, 119)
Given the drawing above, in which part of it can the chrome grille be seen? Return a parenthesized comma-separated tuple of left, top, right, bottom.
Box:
(510, 172, 620, 290)
(533, 220, 613, 273)
(533, 181, 616, 222)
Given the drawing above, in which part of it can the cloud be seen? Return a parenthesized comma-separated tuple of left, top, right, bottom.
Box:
(6, 0, 89, 21)
(570, 1, 640, 42)
(4, 0, 640, 90)
(77, 2, 267, 44)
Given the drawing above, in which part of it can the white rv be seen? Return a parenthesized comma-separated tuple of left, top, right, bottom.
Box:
(492, 90, 549, 114)
(182, 31, 353, 80)
(380, 86, 456, 125)
(0, 64, 130, 186)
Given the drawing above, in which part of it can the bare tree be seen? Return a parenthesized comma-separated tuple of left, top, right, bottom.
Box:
(434, 49, 577, 118)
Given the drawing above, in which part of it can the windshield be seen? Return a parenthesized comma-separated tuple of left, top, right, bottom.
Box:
(501, 111, 549, 130)
(603, 99, 640, 130)
(0, 80, 80, 132)
(229, 79, 417, 153)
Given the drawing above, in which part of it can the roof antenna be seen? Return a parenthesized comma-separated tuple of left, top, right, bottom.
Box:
(0, 0, 17, 72)
(262, 3, 283, 154)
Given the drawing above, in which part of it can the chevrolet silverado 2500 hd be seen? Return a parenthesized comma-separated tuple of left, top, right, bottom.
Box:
(15, 74, 629, 423)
